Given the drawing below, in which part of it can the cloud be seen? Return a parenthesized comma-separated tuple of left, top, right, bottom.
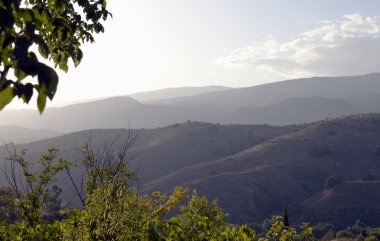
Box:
(214, 14, 380, 78)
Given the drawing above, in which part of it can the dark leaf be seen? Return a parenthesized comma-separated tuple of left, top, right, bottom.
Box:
(94, 23, 104, 33)
(14, 68, 26, 81)
(37, 90, 46, 113)
(22, 83, 34, 104)
(32, 9, 48, 26)
(37, 63, 59, 100)
(75, 49, 83, 67)
(17, 53, 39, 76)
(2, 35, 15, 49)
(0, 10, 15, 28)
(86, 9, 95, 21)
(34, 35, 49, 58)
(102, 11, 108, 21)
(14, 37, 31, 59)
(18, 9, 34, 22)
(0, 86, 14, 111)
(78, 0, 85, 6)
(55, 0, 66, 13)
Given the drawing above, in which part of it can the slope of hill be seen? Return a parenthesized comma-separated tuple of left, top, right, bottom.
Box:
(1, 114, 380, 226)
(154, 73, 380, 109)
(17, 122, 299, 180)
(0, 125, 62, 143)
(0, 122, 300, 207)
(303, 181, 380, 228)
(128, 86, 230, 102)
(225, 97, 364, 125)
(0, 97, 143, 132)
(0, 74, 379, 131)
(306, 181, 380, 209)
(348, 93, 380, 112)
(145, 114, 380, 225)
(0, 97, 227, 132)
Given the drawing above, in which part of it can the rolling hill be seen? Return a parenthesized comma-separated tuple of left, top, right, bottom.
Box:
(0, 74, 380, 131)
(1, 114, 380, 227)
(304, 181, 380, 227)
(0, 97, 225, 132)
(0, 125, 62, 143)
(0, 122, 298, 180)
(128, 86, 230, 102)
(152, 73, 380, 109)
(144, 114, 380, 226)
(225, 96, 364, 125)
(0, 122, 299, 207)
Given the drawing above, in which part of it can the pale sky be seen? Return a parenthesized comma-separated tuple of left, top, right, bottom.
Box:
(7, 0, 380, 109)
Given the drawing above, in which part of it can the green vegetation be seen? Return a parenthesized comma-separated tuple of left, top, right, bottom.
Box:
(0, 0, 110, 112)
(0, 144, 316, 240)
(1, 115, 380, 231)
(334, 220, 380, 241)
(0, 116, 379, 240)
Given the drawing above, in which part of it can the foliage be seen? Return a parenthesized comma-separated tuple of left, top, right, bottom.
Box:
(153, 191, 257, 241)
(312, 223, 335, 240)
(60, 187, 188, 241)
(258, 216, 316, 241)
(335, 220, 380, 241)
(0, 0, 110, 112)
(169, 191, 229, 239)
(0, 143, 316, 241)
(0, 221, 63, 241)
(1, 146, 71, 226)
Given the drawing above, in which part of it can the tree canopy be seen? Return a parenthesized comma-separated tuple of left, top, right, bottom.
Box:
(0, 140, 318, 240)
(0, 0, 110, 112)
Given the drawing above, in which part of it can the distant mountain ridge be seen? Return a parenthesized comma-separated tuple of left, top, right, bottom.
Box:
(128, 86, 231, 102)
(226, 96, 364, 125)
(0, 125, 62, 143)
(0, 73, 379, 132)
(154, 73, 380, 108)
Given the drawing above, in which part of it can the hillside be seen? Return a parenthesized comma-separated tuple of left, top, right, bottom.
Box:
(0, 122, 299, 207)
(128, 86, 230, 102)
(225, 97, 364, 125)
(0, 125, 62, 143)
(0, 74, 379, 131)
(0, 97, 229, 132)
(304, 181, 380, 228)
(306, 181, 380, 209)
(154, 73, 380, 108)
(1, 114, 380, 227)
(145, 114, 380, 225)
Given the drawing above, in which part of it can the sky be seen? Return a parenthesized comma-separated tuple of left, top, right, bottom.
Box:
(7, 0, 380, 109)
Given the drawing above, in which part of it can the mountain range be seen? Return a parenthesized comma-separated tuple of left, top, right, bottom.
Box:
(1, 114, 380, 228)
(143, 114, 380, 227)
(0, 73, 380, 228)
(0, 73, 379, 132)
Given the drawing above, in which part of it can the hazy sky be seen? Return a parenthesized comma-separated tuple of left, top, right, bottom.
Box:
(8, 1, 380, 108)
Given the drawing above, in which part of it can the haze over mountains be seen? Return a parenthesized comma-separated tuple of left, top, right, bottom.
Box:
(0, 73, 380, 228)
(0, 126, 61, 143)
(0, 73, 379, 133)
(1, 114, 380, 228)
(128, 86, 231, 102)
